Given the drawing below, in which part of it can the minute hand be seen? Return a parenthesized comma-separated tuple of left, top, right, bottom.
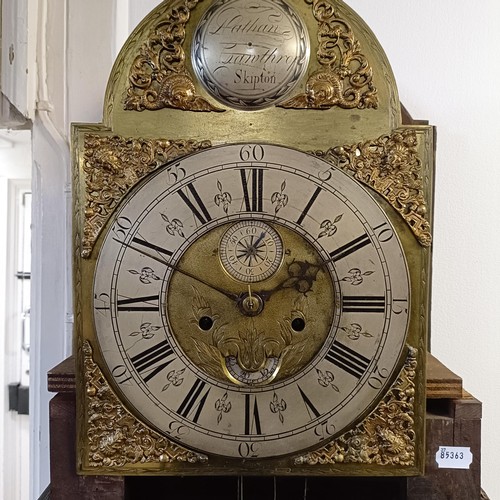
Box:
(113, 238, 240, 302)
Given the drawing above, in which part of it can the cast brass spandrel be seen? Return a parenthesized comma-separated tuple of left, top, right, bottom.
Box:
(314, 128, 432, 247)
(80, 340, 208, 471)
(78, 134, 211, 257)
(123, 0, 222, 113)
(294, 346, 417, 467)
(279, 0, 378, 110)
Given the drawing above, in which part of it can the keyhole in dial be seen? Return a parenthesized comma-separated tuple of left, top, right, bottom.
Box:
(199, 316, 214, 331)
(291, 318, 306, 332)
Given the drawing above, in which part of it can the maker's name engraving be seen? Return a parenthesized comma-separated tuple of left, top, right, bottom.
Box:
(193, 0, 309, 109)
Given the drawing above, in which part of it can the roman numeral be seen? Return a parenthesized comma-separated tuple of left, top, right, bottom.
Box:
(240, 168, 264, 212)
(178, 182, 212, 225)
(117, 295, 159, 312)
(130, 339, 175, 383)
(342, 296, 386, 313)
(298, 385, 321, 420)
(177, 379, 210, 423)
(325, 341, 371, 379)
(296, 186, 321, 225)
(329, 233, 371, 262)
(244, 394, 262, 435)
(131, 237, 173, 258)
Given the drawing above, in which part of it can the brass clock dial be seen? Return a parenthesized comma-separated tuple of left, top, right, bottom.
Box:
(93, 144, 410, 459)
(192, 0, 310, 109)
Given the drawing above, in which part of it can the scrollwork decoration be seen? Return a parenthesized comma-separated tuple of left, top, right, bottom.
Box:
(294, 346, 418, 467)
(279, 0, 378, 110)
(79, 134, 211, 257)
(124, 0, 223, 112)
(315, 129, 432, 246)
(82, 340, 207, 469)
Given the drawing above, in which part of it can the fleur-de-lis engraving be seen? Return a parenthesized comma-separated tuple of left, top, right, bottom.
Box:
(271, 180, 289, 214)
(215, 392, 232, 424)
(161, 213, 185, 238)
(342, 268, 374, 286)
(130, 322, 161, 340)
(162, 368, 186, 392)
(270, 392, 287, 424)
(128, 267, 161, 284)
(316, 369, 340, 391)
(214, 180, 232, 214)
(341, 323, 373, 341)
(318, 214, 343, 238)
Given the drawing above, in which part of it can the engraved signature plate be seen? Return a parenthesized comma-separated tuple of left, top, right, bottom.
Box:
(192, 0, 310, 110)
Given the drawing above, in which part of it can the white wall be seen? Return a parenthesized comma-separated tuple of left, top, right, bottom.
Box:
(348, 3, 500, 497)
(26, 0, 500, 498)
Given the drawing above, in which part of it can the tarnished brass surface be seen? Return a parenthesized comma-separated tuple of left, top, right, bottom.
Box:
(79, 134, 211, 257)
(294, 346, 417, 466)
(279, 0, 378, 110)
(316, 128, 432, 247)
(124, 0, 222, 112)
(167, 223, 335, 385)
(81, 340, 207, 470)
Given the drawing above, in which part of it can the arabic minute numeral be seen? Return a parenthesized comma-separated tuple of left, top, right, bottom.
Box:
(314, 420, 336, 441)
(368, 365, 390, 390)
(393, 298, 409, 315)
(112, 364, 133, 385)
(373, 222, 394, 242)
(238, 442, 260, 458)
(239, 144, 265, 162)
(111, 216, 133, 242)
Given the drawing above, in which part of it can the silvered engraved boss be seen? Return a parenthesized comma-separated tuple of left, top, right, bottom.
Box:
(192, 0, 310, 109)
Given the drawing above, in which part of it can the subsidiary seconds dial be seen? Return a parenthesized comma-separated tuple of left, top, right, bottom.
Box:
(219, 220, 284, 282)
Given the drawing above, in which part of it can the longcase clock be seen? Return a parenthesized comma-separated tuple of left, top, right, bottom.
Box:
(73, 0, 433, 477)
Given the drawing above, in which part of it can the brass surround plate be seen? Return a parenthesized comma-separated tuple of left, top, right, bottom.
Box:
(73, 0, 433, 477)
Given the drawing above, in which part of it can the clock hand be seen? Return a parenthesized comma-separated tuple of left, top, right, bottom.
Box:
(253, 231, 266, 249)
(259, 260, 322, 301)
(113, 238, 241, 302)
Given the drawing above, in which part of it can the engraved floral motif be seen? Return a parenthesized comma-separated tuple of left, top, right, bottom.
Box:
(130, 322, 161, 340)
(124, 0, 223, 112)
(215, 392, 232, 424)
(162, 369, 186, 392)
(318, 215, 343, 238)
(340, 323, 373, 341)
(294, 347, 418, 467)
(316, 369, 339, 391)
(271, 180, 289, 214)
(129, 267, 161, 284)
(161, 214, 185, 238)
(279, 0, 378, 110)
(315, 129, 431, 246)
(214, 180, 232, 214)
(270, 392, 287, 424)
(79, 135, 211, 257)
(341, 268, 373, 286)
(81, 340, 207, 469)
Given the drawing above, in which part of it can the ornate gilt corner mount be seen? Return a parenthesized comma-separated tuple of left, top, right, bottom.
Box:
(279, 0, 378, 110)
(124, 1, 223, 113)
(314, 129, 432, 247)
(294, 346, 418, 467)
(82, 340, 208, 469)
(79, 135, 211, 258)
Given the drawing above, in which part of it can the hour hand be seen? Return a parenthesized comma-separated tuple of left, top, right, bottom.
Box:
(260, 260, 322, 300)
